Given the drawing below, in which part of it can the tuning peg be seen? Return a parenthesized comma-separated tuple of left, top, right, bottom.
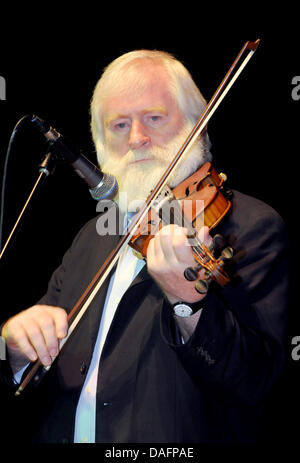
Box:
(221, 247, 234, 260)
(195, 278, 210, 294)
(184, 264, 202, 281)
(212, 234, 226, 250)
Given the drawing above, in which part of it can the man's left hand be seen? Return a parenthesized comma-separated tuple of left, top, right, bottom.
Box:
(147, 224, 212, 304)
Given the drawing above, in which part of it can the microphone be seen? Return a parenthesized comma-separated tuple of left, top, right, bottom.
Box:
(30, 114, 118, 201)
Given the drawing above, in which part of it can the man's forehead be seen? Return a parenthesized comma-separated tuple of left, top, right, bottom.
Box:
(101, 70, 176, 119)
(103, 63, 172, 101)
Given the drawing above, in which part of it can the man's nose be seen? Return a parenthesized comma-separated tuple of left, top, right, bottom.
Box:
(128, 120, 151, 150)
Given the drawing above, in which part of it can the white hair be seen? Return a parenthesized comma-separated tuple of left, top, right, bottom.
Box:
(90, 49, 212, 161)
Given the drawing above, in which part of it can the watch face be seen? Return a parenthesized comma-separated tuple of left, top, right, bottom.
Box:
(173, 303, 193, 317)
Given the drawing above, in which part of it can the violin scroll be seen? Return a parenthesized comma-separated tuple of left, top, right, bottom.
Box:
(184, 234, 234, 294)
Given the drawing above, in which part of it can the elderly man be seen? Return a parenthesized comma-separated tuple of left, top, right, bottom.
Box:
(0, 50, 289, 443)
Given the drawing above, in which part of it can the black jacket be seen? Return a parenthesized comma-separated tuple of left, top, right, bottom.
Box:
(0, 190, 289, 443)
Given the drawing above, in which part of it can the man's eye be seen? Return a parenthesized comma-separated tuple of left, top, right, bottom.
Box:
(149, 115, 162, 123)
(145, 114, 166, 127)
(112, 121, 130, 132)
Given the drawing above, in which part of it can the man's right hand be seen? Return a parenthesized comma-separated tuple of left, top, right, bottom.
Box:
(1, 305, 68, 374)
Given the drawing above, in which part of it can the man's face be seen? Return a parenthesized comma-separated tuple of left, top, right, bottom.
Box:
(101, 64, 184, 160)
(97, 63, 207, 212)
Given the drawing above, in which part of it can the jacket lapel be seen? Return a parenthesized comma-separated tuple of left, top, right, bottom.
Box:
(86, 205, 153, 349)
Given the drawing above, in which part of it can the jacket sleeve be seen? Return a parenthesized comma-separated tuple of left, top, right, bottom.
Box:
(0, 217, 96, 389)
(160, 200, 290, 407)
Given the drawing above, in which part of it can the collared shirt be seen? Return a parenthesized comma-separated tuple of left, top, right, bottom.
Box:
(73, 215, 145, 443)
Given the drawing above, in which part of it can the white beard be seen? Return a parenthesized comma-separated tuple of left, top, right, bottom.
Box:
(97, 121, 212, 213)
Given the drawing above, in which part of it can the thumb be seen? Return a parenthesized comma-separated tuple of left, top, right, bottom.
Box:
(197, 226, 212, 248)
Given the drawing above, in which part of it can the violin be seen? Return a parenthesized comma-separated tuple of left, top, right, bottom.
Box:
(129, 161, 233, 293)
(15, 39, 260, 395)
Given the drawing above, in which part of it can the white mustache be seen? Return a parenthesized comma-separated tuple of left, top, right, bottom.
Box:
(123, 147, 169, 166)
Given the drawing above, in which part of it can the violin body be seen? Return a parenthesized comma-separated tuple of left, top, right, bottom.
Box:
(129, 162, 231, 258)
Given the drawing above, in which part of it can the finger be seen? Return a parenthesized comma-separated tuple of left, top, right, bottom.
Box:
(162, 225, 194, 265)
(146, 231, 166, 273)
(25, 319, 52, 366)
(172, 227, 195, 264)
(159, 225, 184, 265)
(7, 322, 38, 363)
(46, 307, 68, 340)
(197, 226, 212, 248)
(148, 225, 168, 261)
(37, 314, 60, 358)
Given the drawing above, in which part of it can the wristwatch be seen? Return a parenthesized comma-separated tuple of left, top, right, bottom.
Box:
(172, 301, 201, 318)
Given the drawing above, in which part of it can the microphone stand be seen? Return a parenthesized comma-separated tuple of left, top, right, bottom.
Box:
(0, 152, 54, 261)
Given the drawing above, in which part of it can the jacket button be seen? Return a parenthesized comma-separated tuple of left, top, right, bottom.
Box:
(80, 362, 87, 375)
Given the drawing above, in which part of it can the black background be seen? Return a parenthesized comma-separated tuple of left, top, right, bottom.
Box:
(0, 6, 299, 454)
